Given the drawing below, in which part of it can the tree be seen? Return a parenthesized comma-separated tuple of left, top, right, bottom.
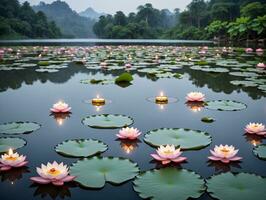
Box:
(240, 2, 266, 18)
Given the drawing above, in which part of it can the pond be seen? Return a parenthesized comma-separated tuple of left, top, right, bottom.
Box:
(0, 45, 265, 200)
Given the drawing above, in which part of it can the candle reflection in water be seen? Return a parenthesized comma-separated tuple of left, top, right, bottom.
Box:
(244, 134, 263, 147)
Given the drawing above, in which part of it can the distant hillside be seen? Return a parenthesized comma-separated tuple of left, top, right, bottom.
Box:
(0, 0, 61, 39)
(79, 7, 105, 20)
(33, 0, 96, 38)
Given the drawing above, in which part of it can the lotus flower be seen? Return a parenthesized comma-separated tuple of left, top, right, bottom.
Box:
(256, 48, 263, 55)
(245, 123, 266, 136)
(0, 149, 28, 171)
(100, 62, 107, 68)
(208, 145, 242, 163)
(245, 48, 253, 53)
(116, 127, 141, 140)
(30, 161, 75, 186)
(186, 92, 205, 102)
(151, 145, 187, 165)
(257, 63, 265, 69)
(125, 63, 132, 68)
(50, 101, 71, 113)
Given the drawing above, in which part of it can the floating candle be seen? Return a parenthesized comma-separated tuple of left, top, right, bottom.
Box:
(155, 92, 168, 104)
(92, 95, 105, 106)
(0, 149, 28, 171)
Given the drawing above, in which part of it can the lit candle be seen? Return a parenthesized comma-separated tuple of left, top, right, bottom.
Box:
(92, 95, 105, 106)
(155, 92, 168, 104)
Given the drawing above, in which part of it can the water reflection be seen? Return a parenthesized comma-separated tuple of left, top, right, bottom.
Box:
(0, 167, 30, 184)
(244, 134, 264, 147)
(50, 113, 71, 126)
(118, 139, 141, 154)
(31, 183, 76, 200)
(207, 161, 241, 173)
(186, 102, 205, 113)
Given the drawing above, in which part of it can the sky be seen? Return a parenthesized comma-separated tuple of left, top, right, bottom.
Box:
(19, 0, 191, 14)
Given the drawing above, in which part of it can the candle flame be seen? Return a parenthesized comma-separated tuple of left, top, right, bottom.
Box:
(96, 94, 100, 99)
(160, 91, 164, 96)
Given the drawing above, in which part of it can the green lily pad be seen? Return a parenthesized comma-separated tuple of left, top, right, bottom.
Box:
(82, 114, 134, 129)
(55, 139, 108, 157)
(207, 172, 266, 200)
(35, 69, 59, 73)
(70, 157, 139, 188)
(201, 67, 229, 73)
(144, 128, 212, 150)
(201, 117, 215, 123)
(229, 72, 259, 77)
(205, 100, 247, 111)
(253, 144, 266, 160)
(80, 79, 115, 85)
(115, 72, 133, 83)
(230, 80, 257, 87)
(0, 122, 41, 135)
(133, 168, 205, 200)
(0, 137, 27, 153)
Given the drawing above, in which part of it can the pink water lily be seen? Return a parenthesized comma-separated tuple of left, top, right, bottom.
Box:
(151, 145, 187, 165)
(208, 145, 242, 163)
(116, 127, 141, 140)
(245, 48, 253, 53)
(186, 92, 205, 102)
(30, 161, 75, 186)
(125, 63, 132, 68)
(257, 63, 265, 69)
(245, 123, 266, 136)
(0, 149, 28, 171)
(50, 101, 71, 113)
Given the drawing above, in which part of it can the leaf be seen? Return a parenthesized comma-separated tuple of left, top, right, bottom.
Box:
(0, 122, 41, 135)
(144, 128, 212, 150)
(55, 139, 108, 157)
(207, 172, 266, 200)
(70, 157, 139, 188)
(201, 117, 215, 123)
(253, 144, 266, 160)
(0, 137, 27, 153)
(133, 168, 205, 200)
(82, 114, 134, 129)
(205, 100, 247, 111)
(115, 72, 133, 83)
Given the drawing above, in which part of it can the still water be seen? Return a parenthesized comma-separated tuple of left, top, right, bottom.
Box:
(0, 45, 265, 200)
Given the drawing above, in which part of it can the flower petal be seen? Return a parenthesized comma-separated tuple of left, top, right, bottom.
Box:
(30, 177, 51, 184)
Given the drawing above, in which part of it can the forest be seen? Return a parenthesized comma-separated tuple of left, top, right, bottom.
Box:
(93, 0, 266, 41)
(0, 0, 61, 39)
(0, 0, 265, 41)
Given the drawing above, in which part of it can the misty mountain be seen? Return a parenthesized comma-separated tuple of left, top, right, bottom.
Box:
(79, 7, 105, 20)
(33, 0, 96, 38)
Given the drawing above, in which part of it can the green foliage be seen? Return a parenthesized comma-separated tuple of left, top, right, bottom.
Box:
(205, 20, 228, 38)
(240, 2, 266, 19)
(0, 0, 61, 39)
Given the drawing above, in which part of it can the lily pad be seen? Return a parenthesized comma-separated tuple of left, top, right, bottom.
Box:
(0, 122, 41, 135)
(82, 114, 134, 129)
(205, 100, 247, 111)
(201, 117, 215, 123)
(115, 72, 133, 83)
(80, 79, 114, 85)
(207, 172, 266, 200)
(229, 72, 259, 77)
(55, 139, 108, 157)
(144, 128, 212, 150)
(133, 168, 205, 200)
(253, 144, 266, 160)
(35, 69, 59, 73)
(230, 80, 257, 87)
(70, 157, 139, 188)
(0, 137, 27, 153)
